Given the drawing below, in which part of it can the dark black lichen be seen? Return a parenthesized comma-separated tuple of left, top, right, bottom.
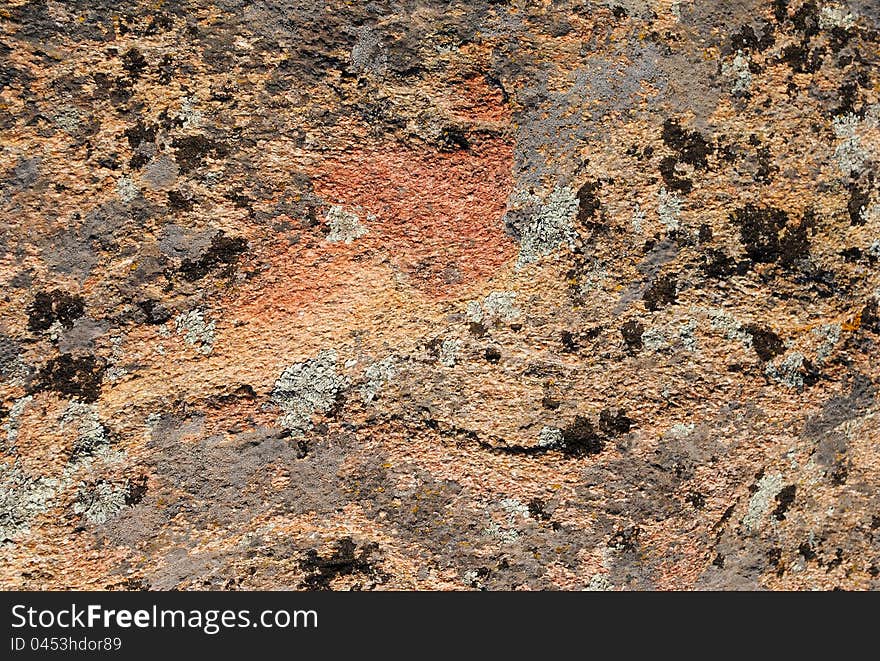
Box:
(839, 247, 864, 263)
(661, 119, 710, 168)
(702, 248, 738, 278)
(299, 537, 385, 590)
(560, 416, 603, 457)
(576, 180, 602, 227)
(599, 408, 632, 436)
(658, 155, 693, 194)
(799, 541, 817, 561)
(167, 190, 194, 212)
(687, 492, 706, 509)
(527, 497, 551, 521)
(643, 274, 677, 311)
(621, 320, 644, 351)
(779, 40, 824, 74)
(657, 119, 711, 197)
(125, 476, 148, 506)
(609, 525, 640, 552)
(729, 22, 775, 53)
(743, 323, 785, 361)
(179, 232, 247, 281)
(438, 125, 470, 151)
(731, 204, 787, 263)
(171, 134, 224, 173)
(561, 330, 578, 352)
(121, 48, 148, 78)
(34, 354, 105, 402)
(730, 203, 811, 266)
(860, 298, 880, 333)
(790, 0, 821, 38)
(772, 485, 796, 520)
(768, 548, 785, 576)
(847, 183, 870, 226)
(27, 290, 85, 332)
(124, 121, 156, 149)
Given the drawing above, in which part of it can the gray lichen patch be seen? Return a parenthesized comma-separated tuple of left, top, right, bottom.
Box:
(812, 323, 841, 365)
(630, 204, 646, 234)
(641, 326, 667, 352)
(512, 186, 580, 267)
(819, 3, 857, 29)
(625, 315, 697, 356)
(350, 26, 387, 75)
(0, 335, 31, 385)
(466, 291, 521, 324)
(73, 480, 128, 525)
(721, 50, 752, 97)
(765, 352, 806, 389)
(52, 105, 81, 133)
(325, 205, 369, 244)
(742, 472, 784, 533)
(832, 107, 879, 176)
(437, 339, 461, 367)
(538, 426, 563, 448)
(272, 350, 348, 434)
(707, 308, 752, 345)
(59, 401, 110, 461)
(361, 356, 395, 404)
(500, 497, 530, 522)
(4, 396, 32, 451)
(482, 498, 531, 545)
(666, 422, 695, 440)
(657, 187, 683, 233)
(585, 573, 612, 591)
(482, 520, 520, 544)
(0, 462, 58, 543)
(103, 336, 129, 383)
(174, 309, 215, 354)
(678, 319, 698, 352)
(115, 176, 139, 203)
(178, 96, 203, 130)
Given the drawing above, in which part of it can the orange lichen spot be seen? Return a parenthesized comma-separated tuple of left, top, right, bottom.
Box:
(843, 311, 862, 332)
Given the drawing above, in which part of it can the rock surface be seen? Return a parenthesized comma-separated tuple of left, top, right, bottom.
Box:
(1, 0, 880, 590)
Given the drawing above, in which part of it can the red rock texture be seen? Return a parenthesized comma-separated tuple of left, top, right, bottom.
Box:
(2, 0, 880, 591)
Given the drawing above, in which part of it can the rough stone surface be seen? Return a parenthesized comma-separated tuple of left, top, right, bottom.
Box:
(1, 0, 880, 590)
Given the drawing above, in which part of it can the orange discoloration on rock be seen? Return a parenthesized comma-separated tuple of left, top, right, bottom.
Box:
(309, 137, 516, 297)
(445, 74, 512, 125)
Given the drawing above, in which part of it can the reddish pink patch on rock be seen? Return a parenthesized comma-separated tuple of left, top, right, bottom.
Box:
(309, 137, 515, 296)
(446, 75, 512, 124)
